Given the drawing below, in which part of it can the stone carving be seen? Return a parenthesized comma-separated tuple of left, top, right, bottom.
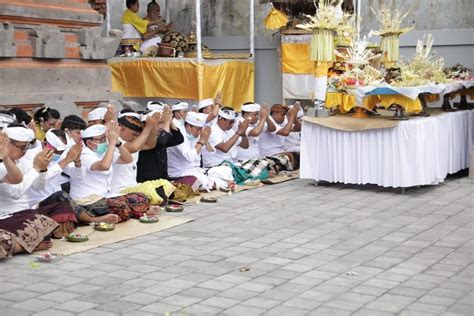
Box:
(0, 23, 16, 57)
(78, 27, 122, 59)
(29, 25, 65, 58)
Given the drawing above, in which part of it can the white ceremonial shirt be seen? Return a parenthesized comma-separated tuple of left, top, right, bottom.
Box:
(167, 133, 203, 178)
(25, 152, 74, 207)
(0, 158, 48, 217)
(69, 146, 119, 201)
(258, 117, 288, 157)
(109, 148, 139, 197)
(202, 123, 241, 168)
(236, 118, 266, 162)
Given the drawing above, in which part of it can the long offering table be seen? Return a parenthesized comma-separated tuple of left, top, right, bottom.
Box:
(300, 110, 473, 189)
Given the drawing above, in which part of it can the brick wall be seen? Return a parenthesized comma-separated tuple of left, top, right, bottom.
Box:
(89, 0, 107, 16)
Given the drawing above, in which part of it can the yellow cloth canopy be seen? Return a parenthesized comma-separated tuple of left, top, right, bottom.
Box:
(109, 58, 254, 110)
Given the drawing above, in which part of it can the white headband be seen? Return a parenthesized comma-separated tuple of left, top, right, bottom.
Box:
(0, 113, 16, 129)
(197, 98, 214, 110)
(172, 102, 189, 111)
(241, 103, 261, 112)
(45, 129, 66, 151)
(4, 126, 35, 142)
(185, 112, 208, 127)
(87, 108, 107, 121)
(218, 109, 237, 121)
(118, 112, 141, 120)
(81, 124, 106, 138)
(147, 101, 165, 112)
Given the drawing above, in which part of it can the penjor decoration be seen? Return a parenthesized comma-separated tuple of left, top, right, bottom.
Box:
(370, 0, 413, 68)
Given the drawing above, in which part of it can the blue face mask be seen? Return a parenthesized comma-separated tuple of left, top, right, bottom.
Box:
(51, 153, 61, 163)
(186, 133, 197, 142)
(94, 142, 108, 155)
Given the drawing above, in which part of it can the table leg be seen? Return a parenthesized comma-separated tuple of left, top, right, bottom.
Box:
(441, 93, 457, 111)
(414, 94, 430, 117)
(454, 94, 474, 110)
(390, 104, 408, 121)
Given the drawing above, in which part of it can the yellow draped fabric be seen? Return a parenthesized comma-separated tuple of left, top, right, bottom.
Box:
(326, 93, 379, 113)
(281, 43, 331, 76)
(264, 7, 289, 30)
(120, 179, 175, 205)
(377, 95, 422, 113)
(326, 92, 421, 113)
(109, 59, 254, 110)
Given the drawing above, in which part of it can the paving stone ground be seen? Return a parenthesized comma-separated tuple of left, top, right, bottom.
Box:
(0, 176, 473, 316)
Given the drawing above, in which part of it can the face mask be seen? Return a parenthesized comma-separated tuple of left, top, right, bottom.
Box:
(51, 153, 61, 163)
(94, 142, 108, 155)
(186, 133, 197, 142)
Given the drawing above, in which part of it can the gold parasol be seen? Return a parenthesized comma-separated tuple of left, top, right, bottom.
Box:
(264, 5, 289, 30)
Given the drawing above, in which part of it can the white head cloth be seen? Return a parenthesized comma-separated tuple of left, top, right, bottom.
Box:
(185, 112, 208, 127)
(147, 101, 165, 112)
(81, 124, 106, 138)
(4, 126, 35, 142)
(118, 111, 141, 120)
(218, 109, 237, 121)
(87, 108, 107, 121)
(0, 113, 16, 129)
(45, 129, 66, 151)
(172, 102, 189, 111)
(241, 103, 261, 112)
(197, 98, 214, 110)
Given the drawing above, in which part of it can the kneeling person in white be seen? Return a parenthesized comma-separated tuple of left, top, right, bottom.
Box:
(167, 112, 233, 191)
(69, 123, 133, 202)
(236, 103, 276, 162)
(203, 109, 249, 167)
(259, 104, 301, 157)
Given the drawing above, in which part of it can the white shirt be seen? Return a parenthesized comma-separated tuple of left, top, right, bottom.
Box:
(172, 117, 186, 134)
(69, 146, 119, 201)
(109, 149, 139, 196)
(236, 118, 266, 162)
(202, 123, 241, 168)
(122, 24, 142, 39)
(25, 148, 83, 207)
(284, 131, 301, 153)
(259, 117, 287, 157)
(0, 158, 48, 217)
(167, 132, 212, 178)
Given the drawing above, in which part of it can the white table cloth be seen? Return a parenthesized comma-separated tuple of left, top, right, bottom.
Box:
(300, 110, 473, 188)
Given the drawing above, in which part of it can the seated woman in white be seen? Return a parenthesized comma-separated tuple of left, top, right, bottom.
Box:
(0, 125, 77, 253)
(26, 129, 83, 208)
(0, 130, 58, 259)
(167, 112, 234, 191)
